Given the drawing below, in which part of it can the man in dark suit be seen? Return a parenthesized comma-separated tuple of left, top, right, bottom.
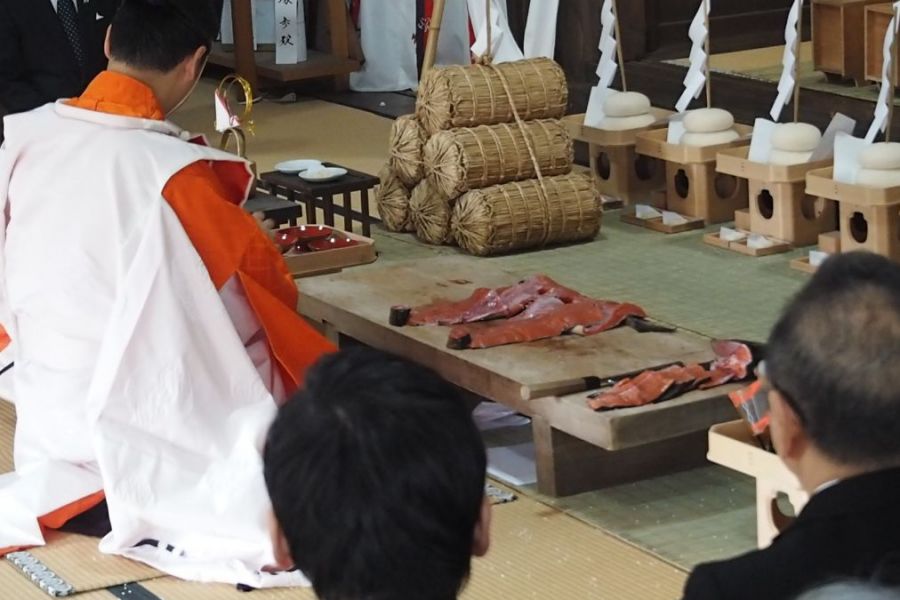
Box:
(683, 251, 900, 600)
(0, 0, 117, 139)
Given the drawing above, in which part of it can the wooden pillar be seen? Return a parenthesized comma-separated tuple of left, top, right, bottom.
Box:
(230, 0, 259, 93)
(327, 0, 351, 91)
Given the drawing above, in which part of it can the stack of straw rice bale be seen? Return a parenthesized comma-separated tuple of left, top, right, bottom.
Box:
(376, 58, 602, 256)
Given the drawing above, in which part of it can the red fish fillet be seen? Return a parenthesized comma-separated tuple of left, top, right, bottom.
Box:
(448, 298, 646, 349)
(587, 341, 754, 410)
(404, 275, 584, 326)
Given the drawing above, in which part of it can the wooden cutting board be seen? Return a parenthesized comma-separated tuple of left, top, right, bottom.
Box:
(298, 256, 718, 414)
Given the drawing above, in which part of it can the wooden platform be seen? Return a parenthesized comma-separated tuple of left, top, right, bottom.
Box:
(298, 256, 739, 496)
(703, 229, 793, 257)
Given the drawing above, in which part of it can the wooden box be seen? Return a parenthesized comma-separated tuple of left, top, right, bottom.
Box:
(636, 126, 753, 224)
(708, 420, 809, 548)
(717, 146, 838, 245)
(806, 167, 900, 261)
(813, 0, 886, 86)
(864, 3, 898, 83)
(282, 230, 377, 278)
(563, 111, 671, 206)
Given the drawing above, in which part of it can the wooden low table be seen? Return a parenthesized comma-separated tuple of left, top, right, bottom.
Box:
(260, 164, 380, 236)
(298, 256, 742, 496)
(244, 191, 303, 226)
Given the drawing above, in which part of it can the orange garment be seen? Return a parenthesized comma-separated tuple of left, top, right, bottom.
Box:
(68, 71, 334, 390)
(14, 72, 334, 536)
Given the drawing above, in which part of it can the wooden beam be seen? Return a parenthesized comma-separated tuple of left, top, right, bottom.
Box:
(327, 0, 351, 90)
(230, 0, 258, 93)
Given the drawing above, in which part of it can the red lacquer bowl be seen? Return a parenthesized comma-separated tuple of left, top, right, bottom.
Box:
(275, 225, 333, 252)
(307, 234, 360, 252)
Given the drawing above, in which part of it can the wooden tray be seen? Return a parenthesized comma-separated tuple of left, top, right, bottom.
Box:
(620, 204, 705, 234)
(636, 124, 753, 165)
(282, 229, 376, 278)
(703, 230, 793, 256)
(717, 146, 832, 184)
(562, 108, 673, 147)
(806, 166, 900, 206)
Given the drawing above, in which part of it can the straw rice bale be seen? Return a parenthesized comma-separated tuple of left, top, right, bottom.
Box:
(424, 119, 573, 198)
(451, 173, 601, 256)
(417, 58, 568, 135)
(375, 165, 414, 232)
(409, 179, 456, 246)
(389, 115, 426, 187)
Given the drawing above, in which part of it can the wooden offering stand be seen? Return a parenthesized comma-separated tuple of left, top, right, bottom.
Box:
(790, 231, 841, 273)
(706, 147, 838, 256)
(563, 110, 672, 210)
(708, 421, 809, 548)
(806, 167, 900, 261)
(812, 0, 885, 86)
(631, 124, 753, 232)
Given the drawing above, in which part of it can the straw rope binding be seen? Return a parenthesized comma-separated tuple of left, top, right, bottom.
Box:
(451, 173, 601, 256)
(424, 119, 573, 198)
(375, 165, 414, 232)
(389, 115, 426, 187)
(417, 58, 568, 136)
(409, 178, 457, 245)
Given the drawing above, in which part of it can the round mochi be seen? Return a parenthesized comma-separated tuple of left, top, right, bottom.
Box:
(603, 92, 652, 118)
(683, 108, 735, 134)
(771, 123, 822, 153)
(768, 149, 813, 166)
(857, 168, 900, 188)
(859, 142, 900, 170)
(680, 129, 740, 147)
(598, 113, 657, 131)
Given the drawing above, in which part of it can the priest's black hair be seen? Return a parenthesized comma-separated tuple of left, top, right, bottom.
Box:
(108, 0, 220, 72)
(263, 347, 487, 600)
(767, 251, 900, 467)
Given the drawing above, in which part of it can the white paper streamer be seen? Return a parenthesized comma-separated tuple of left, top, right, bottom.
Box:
(469, 0, 524, 63)
(275, 0, 307, 65)
(524, 0, 560, 59)
(770, 0, 802, 121)
(676, 0, 711, 113)
(584, 0, 619, 127)
(866, 2, 900, 142)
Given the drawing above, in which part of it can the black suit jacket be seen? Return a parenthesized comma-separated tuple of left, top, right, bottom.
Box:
(0, 0, 117, 115)
(682, 467, 900, 600)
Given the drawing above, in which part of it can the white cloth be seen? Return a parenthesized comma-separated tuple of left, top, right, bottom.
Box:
(0, 103, 303, 587)
(349, 0, 471, 92)
(523, 0, 559, 59)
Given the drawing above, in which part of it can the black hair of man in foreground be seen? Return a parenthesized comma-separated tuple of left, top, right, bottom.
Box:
(683, 251, 900, 600)
(264, 348, 491, 600)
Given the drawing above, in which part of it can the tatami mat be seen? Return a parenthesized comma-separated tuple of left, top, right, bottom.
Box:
(1, 399, 688, 599)
(667, 42, 886, 104)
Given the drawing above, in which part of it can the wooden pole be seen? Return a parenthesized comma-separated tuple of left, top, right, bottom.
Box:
(231, 0, 258, 94)
(422, 0, 447, 77)
(793, 0, 803, 122)
(887, 5, 899, 142)
(704, 0, 712, 108)
(611, 0, 628, 92)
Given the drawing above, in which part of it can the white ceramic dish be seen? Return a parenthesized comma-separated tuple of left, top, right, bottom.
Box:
(299, 167, 348, 183)
(275, 159, 323, 174)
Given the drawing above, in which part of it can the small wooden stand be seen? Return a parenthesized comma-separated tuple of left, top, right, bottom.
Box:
(634, 125, 753, 226)
(807, 167, 900, 261)
(563, 111, 672, 208)
(812, 0, 885, 87)
(713, 146, 838, 248)
(621, 203, 705, 233)
(864, 4, 899, 84)
(708, 421, 809, 549)
(703, 229, 793, 256)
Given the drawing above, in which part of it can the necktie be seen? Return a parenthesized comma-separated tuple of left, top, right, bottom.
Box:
(57, 0, 86, 70)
